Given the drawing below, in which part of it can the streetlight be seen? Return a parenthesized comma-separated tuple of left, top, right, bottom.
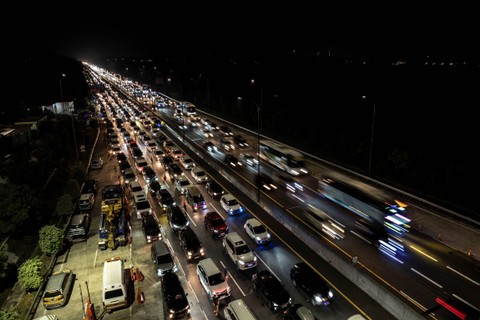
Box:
(60, 74, 79, 161)
(362, 95, 375, 176)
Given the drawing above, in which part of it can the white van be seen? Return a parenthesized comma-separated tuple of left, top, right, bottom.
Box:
(103, 257, 128, 311)
(224, 299, 257, 320)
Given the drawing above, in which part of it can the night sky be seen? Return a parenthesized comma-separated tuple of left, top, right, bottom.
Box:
(4, 6, 478, 63)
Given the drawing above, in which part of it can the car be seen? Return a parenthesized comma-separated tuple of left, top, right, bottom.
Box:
(162, 155, 174, 168)
(290, 262, 333, 306)
(203, 129, 214, 138)
(167, 163, 184, 178)
(134, 157, 148, 173)
(204, 211, 229, 238)
(149, 149, 165, 163)
(220, 139, 235, 151)
(78, 193, 95, 211)
(224, 299, 258, 320)
(141, 214, 162, 243)
(219, 126, 233, 137)
(239, 153, 258, 166)
(171, 148, 184, 160)
(255, 174, 278, 191)
(273, 173, 304, 193)
(206, 180, 225, 199)
(148, 180, 162, 196)
(160, 272, 190, 318)
(179, 156, 195, 170)
(90, 158, 104, 169)
(119, 159, 131, 174)
(179, 226, 205, 261)
(111, 146, 121, 155)
(174, 176, 191, 194)
(129, 180, 144, 198)
(157, 188, 176, 210)
(283, 304, 318, 320)
(123, 168, 137, 184)
(203, 140, 217, 152)
(196, 258, 231, 301)
(191, 166, 209, 183)
(166, 205, 189, 232)
(244, 218, 271, 245)
(82, 179, 99, 195)
(220, 194, 244, 215)
(142, 165, 157, 183)
(151, 240, 177, 277)
(223, 232, 257, 270)
(116, 152, 127, 163)
(252, 270, 291, 312)
(42, 269, 75, 310)
(233, 135, 248, 148)
(225, 154, 242, 167)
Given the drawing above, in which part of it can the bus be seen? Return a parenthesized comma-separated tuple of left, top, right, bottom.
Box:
(259, 139, 308, 176)
(180, 101, 197, 116)
(318, 171, 410, 236)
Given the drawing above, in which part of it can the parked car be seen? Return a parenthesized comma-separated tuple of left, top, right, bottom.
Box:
(204, 211, 229, 238)
(82, 179, 98, 195)
(160, 272, 190, 318)
(252, 270, 291, 312)
(290, 262, 333, 306)
(78, 193, 95, 211)
(42, 269, 75, 310)
(90, 158, 103, 169)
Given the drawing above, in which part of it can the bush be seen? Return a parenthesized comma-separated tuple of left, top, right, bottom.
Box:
(17, 257, 43, 292)
(0, 305, 20, 320)
(38, 225, 64, 256)
(64, 179, 80, 200)
(55, 194, 73, 216)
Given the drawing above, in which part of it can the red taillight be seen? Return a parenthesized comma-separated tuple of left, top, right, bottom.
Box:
(436, 297, 467, 320)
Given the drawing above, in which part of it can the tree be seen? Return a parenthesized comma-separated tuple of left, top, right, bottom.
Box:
(38, 225, 64, 256)
(55, 194, 73, 216)
(0, 305, 20, 320)
(73, 165, 87, 185)
(0, 184, 33, 237)
(64, 179, 80, 200)
(17, 257, 43, 291)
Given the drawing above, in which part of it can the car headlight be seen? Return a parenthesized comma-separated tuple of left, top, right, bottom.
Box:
(187, 251, 192, 258)
(200, 248, 204, 254)
(314, 295, 322, 303)
(255, 236, 261, 241)
(328, 291, 333, 298)
(253, 256, 257, 262)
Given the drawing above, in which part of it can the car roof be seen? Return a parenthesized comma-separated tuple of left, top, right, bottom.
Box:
(246, 218, 262, 227)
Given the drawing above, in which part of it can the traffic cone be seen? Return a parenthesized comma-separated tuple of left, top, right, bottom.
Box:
(137, 288, 145, 304)
(130, 267, 136, 282)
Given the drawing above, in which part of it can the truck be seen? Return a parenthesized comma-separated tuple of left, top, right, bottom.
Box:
(99, 185, 129, 250)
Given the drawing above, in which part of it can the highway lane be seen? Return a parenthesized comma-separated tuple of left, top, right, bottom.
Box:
(150, 95, 480, 319)
(97, 68, 480, 319)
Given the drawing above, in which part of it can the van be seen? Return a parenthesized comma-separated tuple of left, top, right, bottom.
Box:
(224, 299, 257, 320)
(151, 241, 177, 277)
(134, 192, 151, 219)
(185, 186, 206, 211)
(102, 257, 128, 311)
(68, 214, 90, 241)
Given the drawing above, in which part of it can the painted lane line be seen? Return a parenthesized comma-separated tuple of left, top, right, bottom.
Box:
(410, 268, 443, 288)
(446, 266, 480, 286)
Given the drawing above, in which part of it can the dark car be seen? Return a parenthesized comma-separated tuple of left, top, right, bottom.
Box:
(162, 155, 174, 168)
(219, 126, 233, 136)
(166, 205, 189, 232)
(167, 163, 183, 178)
(283, 303, 318, 320)
(119, 159, 131, 174)
(252, 270, 291, 312)
(141, 214, 162, 244)
(179, 226, 205, 261)
(160, 272, 190, 319)
(142, 165, 157, 183)
(224, 154, 242, 167)
(255, 174, 277, 192)
(82, 179, 99, 195)
(116, 152, 127, 163)
(233, 135, 248, 148)
(149, 180, 162, 196)
(290, 262, 333, 306)
(203, 141, 217, 152)
(204, 211, 229, 238)
(157, 189, 175, 210)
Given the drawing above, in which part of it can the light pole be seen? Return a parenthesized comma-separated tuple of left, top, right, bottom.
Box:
(362, 96, 375, 176)
(61, 74, 79, 161)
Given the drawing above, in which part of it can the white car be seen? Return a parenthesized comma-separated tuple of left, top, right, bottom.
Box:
(220, 194, 244, 215)
(90, 158, 104, 169)
(191, 166, 209, 183)
(244, 218, 271, 245)
(175, 176, 191, 194)
(196, 258, 231, 301)
(180, 156, 195, 170)
(222, 232, 257, 270)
